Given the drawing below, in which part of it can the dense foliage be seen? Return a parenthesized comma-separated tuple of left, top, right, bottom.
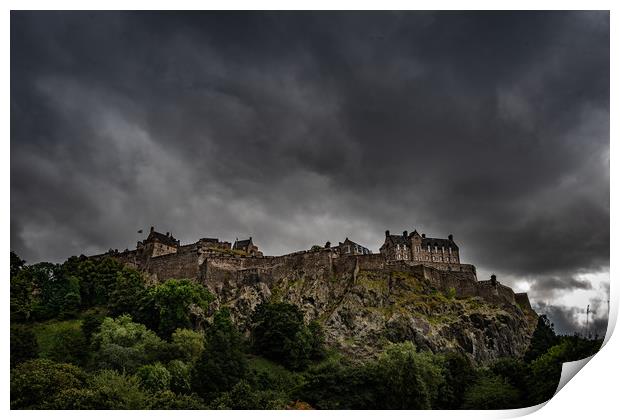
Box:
(10, 252, 603, 409)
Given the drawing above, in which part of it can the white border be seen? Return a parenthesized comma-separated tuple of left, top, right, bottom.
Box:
(3, 2, 616, 419)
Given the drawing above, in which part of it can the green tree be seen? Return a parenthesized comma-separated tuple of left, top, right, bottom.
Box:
(137, 362, 172, 392)
(47, 326, 89, 366)
(171, 328, 205, 364)
(81, 313, 104, 344)
(108, 266, 146, 317)
(10, 325, 39, 367)
(435, 352, 477, 409)
(10, 267, 35, 321)
(462, 372, 521, 409)
(167, 359, 192, 394)
(524, 315, 559, 362)
(307, 320, 326, 360)
(298, 357, 378, 409)
(10, 251, 26, 278)
(210, 380, 288, 409)
(193, 308, 248, 399)
(372, 342, 445, 409)
(85, 370, 149, 409)
(63, 256, 124, 308)
(138, 279, 213, 338)
(92, 315, 166, 373)
(250, 302, 321, 370)
(489, 357, 529, 404)
(10, 359, 87, 409)
(27, 263, 81, 320)
(146, 390, 206, 409)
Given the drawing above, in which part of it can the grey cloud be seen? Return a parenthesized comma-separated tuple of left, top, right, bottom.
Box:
(533, 301, 609, 337)
(11, 12, 609, 315)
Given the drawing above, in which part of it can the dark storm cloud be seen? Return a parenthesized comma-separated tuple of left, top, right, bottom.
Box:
(534, 301, 609, 337)
(11, 10, 609, 312)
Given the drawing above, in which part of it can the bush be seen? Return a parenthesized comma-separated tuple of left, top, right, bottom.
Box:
(372, 342, 445, 409)
(10, 359, 87, 409)
(167, 359, 192, 394)
(171, 328, 205, 364)
(210, 380, 288, 409)
(10, 325, 39, 367)
(86, 370, 149, 409)
(298, 357, 378, 409)
(147, 390, 206, 409)
(47, 325, 89, 366)
(92, 315, 166, 373)
(435, 352, 476, 409)
(81, 313, 104, 343)
(137, 279, 213, 338)
(108, 267, 147, 317)
(193, 308, 248, 399)
(250, 302, 324, 370)
(463, 372, 521, 409)
(137, 362, 172, 392)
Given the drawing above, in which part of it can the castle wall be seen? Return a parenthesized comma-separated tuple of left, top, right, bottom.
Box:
(143, 250, 201, 283)
(99, 240, 532, 317)
(515, 292, 533, 312)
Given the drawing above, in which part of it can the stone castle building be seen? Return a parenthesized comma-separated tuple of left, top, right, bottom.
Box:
(233, 237, 263, 257)
(336, 238, 371, 256)
(380, 230, 461, 269)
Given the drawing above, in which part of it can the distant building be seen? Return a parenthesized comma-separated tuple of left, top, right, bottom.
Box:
(337, 238, 371, 255)
(233, 237, 263, 257)
(137, 226, 180, 258)
(380, 230, 460, 264)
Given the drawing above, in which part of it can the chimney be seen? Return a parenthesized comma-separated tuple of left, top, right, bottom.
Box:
(448, 234, 453, 241)
(403, 230, 408, 238)
(325, 241, 331, 248)
(166, 232, 170, 237)
(150, 226, 154, 233)
(422, 234, 426, 238)
(491, 274, 497, 285)
(385, 230, 390, 237)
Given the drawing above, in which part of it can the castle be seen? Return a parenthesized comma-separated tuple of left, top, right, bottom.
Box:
(94, 226, 532, 313)
(380, 230, 462, 271)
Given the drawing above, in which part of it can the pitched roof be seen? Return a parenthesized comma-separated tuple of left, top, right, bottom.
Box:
(340, 238, 371, 251)
(233, 238, 252, 250)
(421, 237, 458, 250)
(386, 234, 408, 246)
(147, 230, 179, 247)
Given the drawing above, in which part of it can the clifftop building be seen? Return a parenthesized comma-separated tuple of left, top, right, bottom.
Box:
(336, 238, 371, 255)
(380, 229, 461, 269)
(233, 237, 263, 257)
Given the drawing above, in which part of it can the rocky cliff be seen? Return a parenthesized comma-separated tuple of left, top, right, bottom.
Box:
(196, 251, 538, 364)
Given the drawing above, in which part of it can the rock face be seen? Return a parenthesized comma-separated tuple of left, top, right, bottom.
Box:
(195, 251, 538, 364)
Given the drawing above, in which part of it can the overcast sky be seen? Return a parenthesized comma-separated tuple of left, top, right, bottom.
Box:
(11, 11, 609, 335)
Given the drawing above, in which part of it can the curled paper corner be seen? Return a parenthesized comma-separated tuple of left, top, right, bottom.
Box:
(554, 354, 595, 396)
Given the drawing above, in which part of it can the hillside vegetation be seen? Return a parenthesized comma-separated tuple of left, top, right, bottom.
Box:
(10, 252, 601, 409)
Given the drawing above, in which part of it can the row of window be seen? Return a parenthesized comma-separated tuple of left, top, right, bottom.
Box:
(393, 253, 458, 263)
(396, 244, 455, 254)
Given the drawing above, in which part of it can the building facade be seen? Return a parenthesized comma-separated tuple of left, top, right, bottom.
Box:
(233, 237, 263, 257)
(337, 238, 371, 255)
(380, 229, 460, 264)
